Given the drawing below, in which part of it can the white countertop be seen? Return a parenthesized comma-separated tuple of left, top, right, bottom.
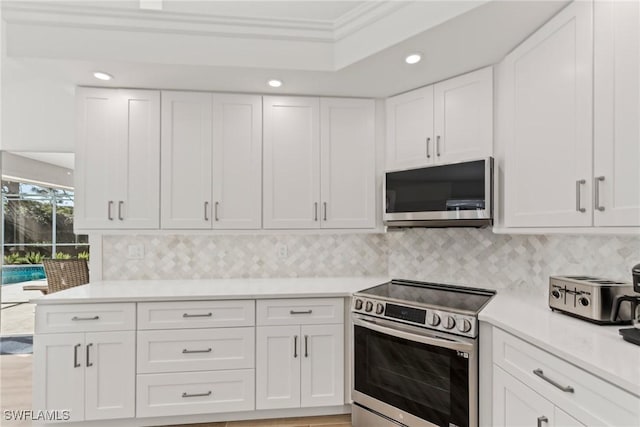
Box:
(479, 291, 640, 397)
(30, 276, 389, 304)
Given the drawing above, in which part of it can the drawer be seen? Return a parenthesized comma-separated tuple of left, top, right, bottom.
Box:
(493, 327, 640, 426)
(257, 298, 344, 326)
(35, 303, 135, 333)
(137, 327, 255, 374)
(138, 300, 255, 330)
(136, 369, 254, 417)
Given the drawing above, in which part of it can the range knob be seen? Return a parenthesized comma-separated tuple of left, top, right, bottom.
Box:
(551, 289, 561, 299)
(578, 297, 590, 307)
(354, 299, 363, 310)
(457, 319, 472, 333)
(443, 316, 456, 330)
(426, 312, 441, 327)
(375, 303, 384, 315)
(365, 301, 373, 312)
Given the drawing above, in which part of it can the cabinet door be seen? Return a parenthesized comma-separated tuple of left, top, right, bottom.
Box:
(161, 91, 213, 229)
(594, 0, 640, 226)
(385, 86, 434, 170)
(75, 88, 119, 230)
(33, 333, 85, 422)
(256, 325, 301, 409)
(115, 90, 160, 229)
(493, 366, 555, 427)
(320, 98, 375, 229)
(263, 96, 320, 229)
(212, 94, 262, 229)
(503, 1, 593, 227)
(300, 324, 344, 408)
(84, 331, 135, 420)
(554, 407, 586, 427)
(434, 67, 493, 164)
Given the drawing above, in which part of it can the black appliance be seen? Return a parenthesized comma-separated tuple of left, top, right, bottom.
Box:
(618, 264, 640, 345)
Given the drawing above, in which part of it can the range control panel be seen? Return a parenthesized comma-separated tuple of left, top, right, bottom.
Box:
(351, 296, 478, 338)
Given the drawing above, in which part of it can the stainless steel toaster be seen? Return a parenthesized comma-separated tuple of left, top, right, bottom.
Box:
(549, 275, 634, 324)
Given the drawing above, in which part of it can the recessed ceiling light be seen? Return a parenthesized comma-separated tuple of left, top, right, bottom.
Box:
(405, 54, 422, 65)
(93, 72, 113, 81)
(268, 79, 283, 88)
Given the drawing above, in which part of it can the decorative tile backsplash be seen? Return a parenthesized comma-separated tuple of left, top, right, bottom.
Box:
(387, 229, 640, 296)
(102, 233, 389, 280)
(101, 230, 640, 295)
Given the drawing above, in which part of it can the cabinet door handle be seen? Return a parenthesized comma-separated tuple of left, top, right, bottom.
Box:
(533, 369, 574, 393)
(575, 179, 586, 213)
(118, 201, 124, 220)
(107, 201, 114, 221)
(72, 316, 100, 321)
(86, 343, 93, 367)
(204, 201, 210, 221)
(426, 137, 431, 158)
(182, 391, 211, 398)
(290, 310, 313, 315)
(537, 416, 548, 427)
(182, 348, 212, 354)
(73, 344, 81, 368)
(304, 335, 309, 358)
(594, 176, 605, 211)
(214, 201, 219, 221)
(314, 203, 318, 221)
(294, 335, 298, 358)
(323, 202, 327, 221)
(436, 135, 441, 157)
(182, 312, 212, 318)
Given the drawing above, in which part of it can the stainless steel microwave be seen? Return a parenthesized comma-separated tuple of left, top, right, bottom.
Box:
(384, 158, 493, 228)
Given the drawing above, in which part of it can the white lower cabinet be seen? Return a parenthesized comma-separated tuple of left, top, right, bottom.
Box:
(256, 324, 344, 410)
(255, 298, 345, 410)
(33, 330, 136, 422)
(491, 327, 640, 427)
(493, 366, 584, 427)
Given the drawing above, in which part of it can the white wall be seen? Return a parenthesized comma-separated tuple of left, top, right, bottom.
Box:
(1, 152, 73, 188)
(1, 56, 75, 152)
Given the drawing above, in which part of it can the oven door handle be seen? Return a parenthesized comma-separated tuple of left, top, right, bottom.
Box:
(353, 316, 475, 353)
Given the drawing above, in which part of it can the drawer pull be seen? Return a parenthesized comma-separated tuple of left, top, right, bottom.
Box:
(290, 310, 313, 315)
(533, 369, 574, 393)
(537, 416, 548, 427)
(182, 348, 212, 354)
(182, 312, 213, 318)
(182, 391, 212, 398)
(72, 316, 100, 321)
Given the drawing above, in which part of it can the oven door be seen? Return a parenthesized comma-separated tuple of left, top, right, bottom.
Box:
(352, 315, 477, 427)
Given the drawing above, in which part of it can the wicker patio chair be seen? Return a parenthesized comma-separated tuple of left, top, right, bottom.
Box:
(42, 259, 90, 294)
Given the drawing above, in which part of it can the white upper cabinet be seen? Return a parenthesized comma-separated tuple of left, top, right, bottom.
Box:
(212, 94, 262, 229)
(502, 0, 593, 227)
(594, 0, 640, 227)
(434, 67, 493, 164)
(161, 92, 262, 230)
(263, 96, 321, 229)
(75, 88, 160, 230)
(161, 91, 213, 229)
(320, 98, 375, 229)
(386, 67, 493, 172)
(386, 86, 434, 170)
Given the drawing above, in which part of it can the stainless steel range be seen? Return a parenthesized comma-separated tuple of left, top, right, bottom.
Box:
(351, 279, 495, 427)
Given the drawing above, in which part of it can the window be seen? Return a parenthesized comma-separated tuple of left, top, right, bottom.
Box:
(2, 180, 89, 264)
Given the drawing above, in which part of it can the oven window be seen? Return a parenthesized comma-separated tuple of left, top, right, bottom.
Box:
(354, 325, 469, 427)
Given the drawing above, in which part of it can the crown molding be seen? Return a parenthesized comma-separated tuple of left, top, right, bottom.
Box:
(2, 1, 412, 43)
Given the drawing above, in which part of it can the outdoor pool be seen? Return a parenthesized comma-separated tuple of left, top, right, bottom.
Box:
(2, 265, 46, 285)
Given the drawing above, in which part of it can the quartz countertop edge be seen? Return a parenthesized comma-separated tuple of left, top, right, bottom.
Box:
(29, 277, 390, 304)
(479, 292, 640, 398)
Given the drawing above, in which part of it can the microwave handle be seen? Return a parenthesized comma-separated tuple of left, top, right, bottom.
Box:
(352, 315, 474, 353)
